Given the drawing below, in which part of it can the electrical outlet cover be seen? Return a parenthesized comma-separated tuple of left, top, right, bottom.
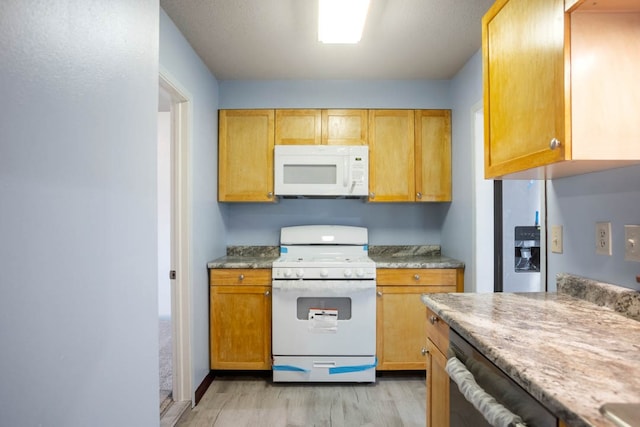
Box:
(624, 225, 640, 262)
(595, 222, 612, 256)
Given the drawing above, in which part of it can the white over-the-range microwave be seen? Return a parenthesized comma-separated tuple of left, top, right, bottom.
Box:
(274, 145, 368, 198)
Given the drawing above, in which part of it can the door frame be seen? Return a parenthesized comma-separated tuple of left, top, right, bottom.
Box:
(159, 70, 193, 404)
(471, 103, 495, 293)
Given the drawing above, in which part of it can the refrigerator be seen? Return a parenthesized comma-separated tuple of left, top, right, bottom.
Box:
(501, 180, 545, 292)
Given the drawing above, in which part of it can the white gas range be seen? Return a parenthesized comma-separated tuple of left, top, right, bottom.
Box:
(271, 225, 377, 383)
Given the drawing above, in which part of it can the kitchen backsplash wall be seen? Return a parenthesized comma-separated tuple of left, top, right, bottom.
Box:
(547, 164, 640, 291)
(219, 79, 454, 246)
(224, 199, 448, 245)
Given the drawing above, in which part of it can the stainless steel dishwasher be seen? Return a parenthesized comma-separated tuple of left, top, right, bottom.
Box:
(447, 329, 557, 427)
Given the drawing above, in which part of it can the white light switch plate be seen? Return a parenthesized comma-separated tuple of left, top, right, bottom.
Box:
(551, 225, 563, 254)
(624, 225, 640, 262)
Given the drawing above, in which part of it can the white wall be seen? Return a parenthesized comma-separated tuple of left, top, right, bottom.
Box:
(546, 165, 640, 291)
(0, 1, 159, 426)
(442, 50, 484, 291)
(473, 108, 494, 293)
(218, 79, 453, 245)
(159, 9, 226, 396)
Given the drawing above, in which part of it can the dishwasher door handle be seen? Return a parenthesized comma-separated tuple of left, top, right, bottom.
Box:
(445, 356, 527, 427)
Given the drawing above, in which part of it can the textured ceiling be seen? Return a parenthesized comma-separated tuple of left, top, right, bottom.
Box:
(160, 0, 495, 80)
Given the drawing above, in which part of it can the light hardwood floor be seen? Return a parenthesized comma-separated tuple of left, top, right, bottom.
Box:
(177, 373, 426, 427)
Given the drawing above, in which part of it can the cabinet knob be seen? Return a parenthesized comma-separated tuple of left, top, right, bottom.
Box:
(421, 347, 428, 356)
(377, 291, 383, 297)
(264, 290, 270, 296)
(429, 315, 439, 325)
(414, 274, 420, 281)
(369, 192, 375, 199)
(549, 138, 561, 150)
(268, 192, 273, 198)
(416, 192, 422, 199)
(238, 274, 244, 281)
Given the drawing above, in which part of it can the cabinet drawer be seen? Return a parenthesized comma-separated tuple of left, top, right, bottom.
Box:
(377, 269, 457, 288)
(210, 269, 271, 286)
(426, 307, 449, 354)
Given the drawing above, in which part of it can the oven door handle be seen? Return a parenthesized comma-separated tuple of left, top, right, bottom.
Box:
(272, 281, 375, 292)
(445, 357, 527, 427)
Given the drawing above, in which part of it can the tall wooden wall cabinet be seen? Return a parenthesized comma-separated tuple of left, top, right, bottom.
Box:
(483, 0, 640, 179)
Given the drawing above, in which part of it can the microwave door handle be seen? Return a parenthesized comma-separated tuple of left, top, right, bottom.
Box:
(343, 156, 349, 188)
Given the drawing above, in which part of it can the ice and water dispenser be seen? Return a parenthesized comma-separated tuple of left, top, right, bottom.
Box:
(514, 226, 540, 272)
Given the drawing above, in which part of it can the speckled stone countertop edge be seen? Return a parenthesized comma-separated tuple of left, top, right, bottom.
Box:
(421, 275, 640, 427)
(207, 245, 464, 269)
(371, 255, 464, 269)
(206, 256, 278, 269)
(557, 272, 640, 321)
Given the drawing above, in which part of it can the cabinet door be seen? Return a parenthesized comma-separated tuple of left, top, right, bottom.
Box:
(218, 110, 275, 202)
(321, 109, 368, 145)
(368, 110, 415, 202)
(210, 284, 272, 370)
(415, 110, 451, 202)
(275, 109, 322, 145)
(426, 338, 449, 427)
(376, 286, 433, 370)
(483, 0, 567, 178)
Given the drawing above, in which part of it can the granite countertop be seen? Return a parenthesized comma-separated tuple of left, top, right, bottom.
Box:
(421, 274, 640, 427)
(207, 246, 279, 269)
(370, 254, 464, 269)
(369, 245, 463, 269)
(207, 245, 465, 270)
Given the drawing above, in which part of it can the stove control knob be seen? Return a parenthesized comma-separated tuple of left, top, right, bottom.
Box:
(355, 268, 365, 278)
(320, 269, 329, 278)
(295, 268, 304, 278)
(283, 269, 293, 278)
(344, 269, 353, 278)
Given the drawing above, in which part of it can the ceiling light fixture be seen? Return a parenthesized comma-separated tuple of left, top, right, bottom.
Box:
(318, 0, 371, 44)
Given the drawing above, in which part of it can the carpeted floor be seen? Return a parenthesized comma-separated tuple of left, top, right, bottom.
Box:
(159, 317, 173, 408)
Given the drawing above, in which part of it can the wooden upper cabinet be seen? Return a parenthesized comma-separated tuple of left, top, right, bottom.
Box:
(415, 110, 451, 202)
(275, 109, 322, 145)
(369, 109, 451, 203)
(275, 109, 368, 146)
(368, 110, 416, 202)
(218, 109, 275, 202)
(321, 109, 368, 145)
(483, 0, 640, 179)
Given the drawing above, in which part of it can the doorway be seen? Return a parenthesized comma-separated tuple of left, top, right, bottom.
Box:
(472, 105, 494, 293)
(158, 91, 172, 411)
(158, 72, 193, 422)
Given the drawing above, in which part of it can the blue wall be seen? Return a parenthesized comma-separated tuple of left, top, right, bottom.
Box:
(219, 80, 453, 245)
(441, 50, 484, 290)
(1, 1, 158, 425)
(547, 165, 640, 291)
(160, 9, 226, 397)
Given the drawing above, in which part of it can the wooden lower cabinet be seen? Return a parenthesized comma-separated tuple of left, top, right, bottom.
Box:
(209, 269, 272, 370)
(427, 338, 449, 427)
(426, 307, 450, 427)
(208, 267, 463, 373)
(376, 268, 462, 371)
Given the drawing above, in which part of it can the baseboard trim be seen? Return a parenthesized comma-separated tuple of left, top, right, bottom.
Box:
(194, 371, 214, 405)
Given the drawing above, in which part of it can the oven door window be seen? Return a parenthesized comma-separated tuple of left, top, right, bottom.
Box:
(296, 297, 351, 320)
